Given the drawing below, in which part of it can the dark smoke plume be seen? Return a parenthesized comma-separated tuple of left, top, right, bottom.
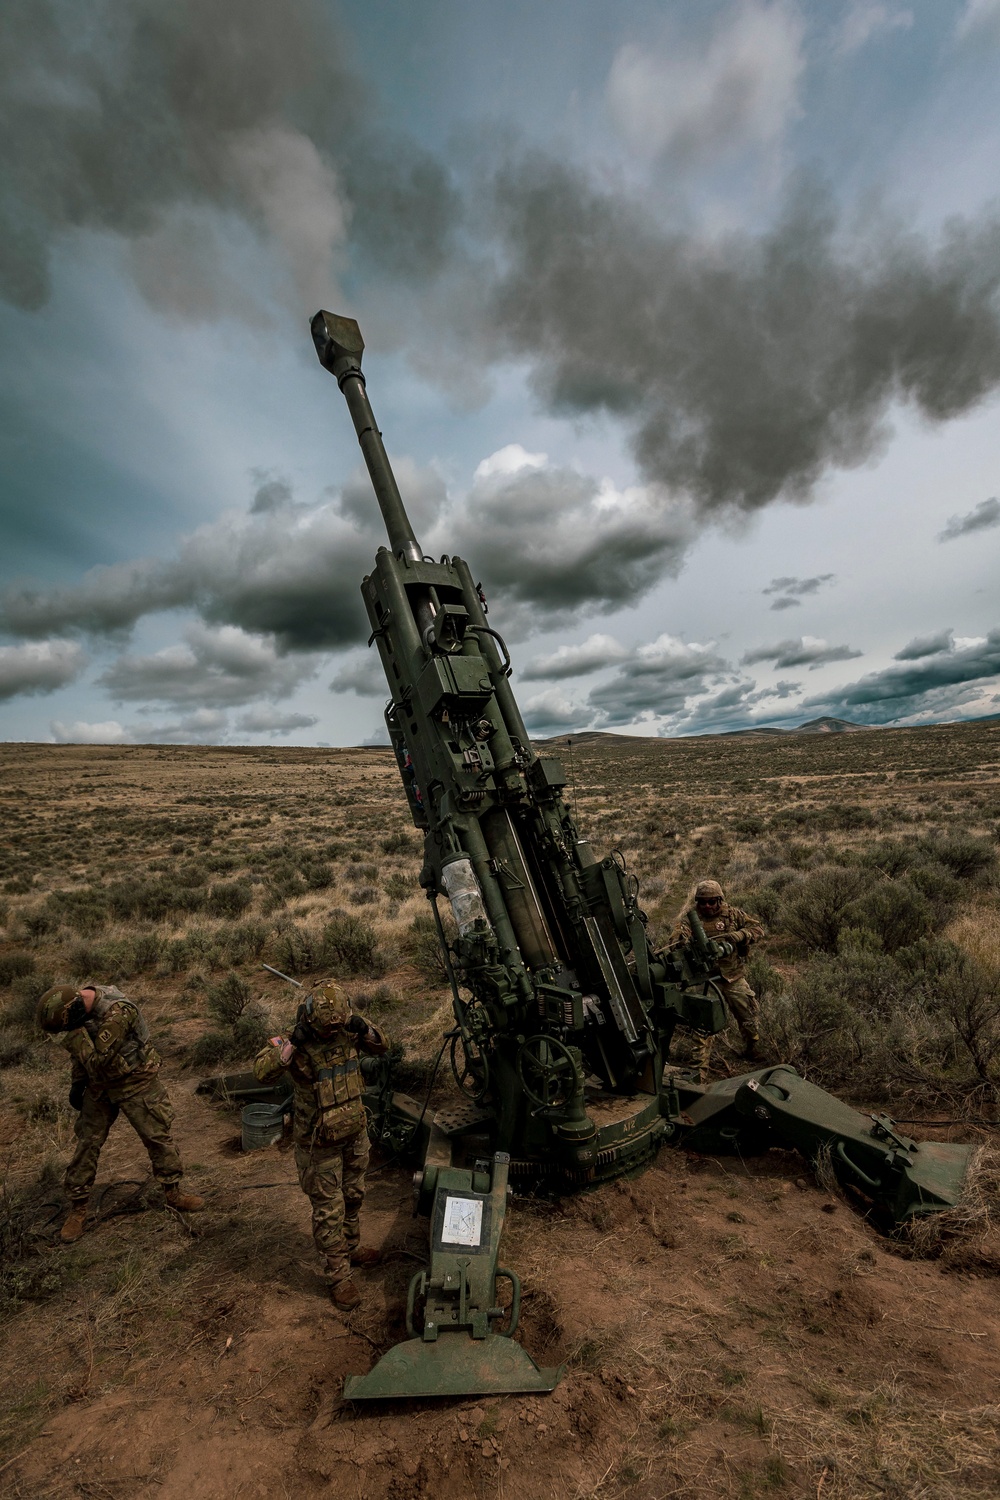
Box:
(486, 158, 1000, 514)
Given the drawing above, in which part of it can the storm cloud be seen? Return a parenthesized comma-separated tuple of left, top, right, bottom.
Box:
(938, 496, 1000, 541)
(486, 159, 1000, 517)
(586, 635, 727, 726)
(1, 478, 377, 651)
(803, 627, 1000, 717)
(762, 573, 835, 610)
(437, 456, 692, 623)
(741, 636, 862, 670)
(98, 624, 318, 708)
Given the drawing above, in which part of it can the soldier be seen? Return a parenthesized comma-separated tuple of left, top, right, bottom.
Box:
(37, 983, 204, 1242)
(671, 879, 765, 1069)
(253, 978, 388, 1311)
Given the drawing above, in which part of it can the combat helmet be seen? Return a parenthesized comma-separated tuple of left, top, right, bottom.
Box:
(694, 879, 724, 902)
(306, 979, 351, 1036)
(37, 985, 87, 1034)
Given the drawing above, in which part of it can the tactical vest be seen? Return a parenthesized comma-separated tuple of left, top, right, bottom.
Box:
(291, 1034, 365, 1147)
(85, 987, 156, 1083)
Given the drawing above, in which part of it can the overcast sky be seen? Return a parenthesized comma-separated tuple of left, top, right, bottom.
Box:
(1, 0, 999, 747)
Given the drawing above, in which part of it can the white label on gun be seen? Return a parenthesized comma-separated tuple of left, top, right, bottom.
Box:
(441, 1196, 483, 1247)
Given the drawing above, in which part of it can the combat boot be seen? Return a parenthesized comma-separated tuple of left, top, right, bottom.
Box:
(741, 1034, 762, 1063)
(164, 1186, 205, 1212)
(329, 1277, 362, 1311)
(350, 1246, 382, 1268)
(60, 1201, 88, 1243)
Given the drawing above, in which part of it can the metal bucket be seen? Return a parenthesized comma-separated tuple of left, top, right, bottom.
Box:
(241, 1101, 285, 1152)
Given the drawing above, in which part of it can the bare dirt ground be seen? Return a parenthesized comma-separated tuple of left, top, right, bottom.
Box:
(2, 729, 1000, 1499)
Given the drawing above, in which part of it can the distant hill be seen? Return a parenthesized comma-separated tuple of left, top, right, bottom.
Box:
(720, 716, 868, 737)
(534, 718, 868, 746)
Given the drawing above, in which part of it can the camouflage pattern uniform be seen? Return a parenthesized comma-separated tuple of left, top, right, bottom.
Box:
(61, 986, 185, 1202)
(254, 989, 388, 1293)
(670, 884, 765, 1070)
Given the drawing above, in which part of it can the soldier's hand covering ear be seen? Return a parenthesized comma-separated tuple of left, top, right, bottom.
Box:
(347, 1013, 370, 1037)
(64, 997, 89, 1031)
(68, 1079, 87, 1111)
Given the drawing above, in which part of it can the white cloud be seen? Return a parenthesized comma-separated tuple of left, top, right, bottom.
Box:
(0, 639, 87, 700)
(98, 624, 319, 707)
(473, 444, 548, 482)
(956, 0, 1000, 42)
(521, 687, 587, 730)
(605, 1, 804, 164)
(835, 3, 913, 57)
(50, 719, 133, 745)
(520, 633, 628, 681)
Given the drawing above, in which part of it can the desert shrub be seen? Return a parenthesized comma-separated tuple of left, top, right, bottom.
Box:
(17, 906, 56, 941)
(779, 866, 870, 952)
(0, 1027, 35, 1067)
(188, 1029, 233, 1068)
(385, 872, 415, 903)
(231, 1006, 271, 1057)
(762, 959, 881, 1090)
(346, 861, 380, 883)
(9, 972, 54, 1026)
(731, 815, 766, 840)
(407, 914, 448, 982)
(349, 885, 379, 906)
(300, 859, 334, 890)
(860, 839, 921, 878)
(221, 920, 270, 965)
(745, 953, 784, 1005)
(923, 834, 996, 881)
(65, 940, 112, 977)
(906, 859, 962, 919)
(207, 971, 254, 1026)
(728, 885, 781, 927)
(176, 860, 209, 887)
(843, 878, 932, 954)
(922, 953, 1000, 1086)
(0, 952, 35, 987)
(381, 831, 416, 855)
(269, 924, 324, 976)
(46, 886, 109, 935)
(162, 928, 221, 975)
(206, 880, 253, 919)
(107, 878, 206, 922)
(319, 912, 387, 976)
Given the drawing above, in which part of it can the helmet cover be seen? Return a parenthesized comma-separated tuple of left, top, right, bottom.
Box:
(308, 980, 351, 1035)
(37, 985, 85, 1034)
(694, 879, 724, 902)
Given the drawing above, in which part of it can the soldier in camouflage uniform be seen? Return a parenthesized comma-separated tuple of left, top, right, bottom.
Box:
(37, 984, 204, 1242)
(254, 978, 388, 1311)
(670, 880, 765, 1072)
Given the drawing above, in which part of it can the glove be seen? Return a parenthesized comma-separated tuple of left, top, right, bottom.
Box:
(347, 1013, 370, 1038)
(68, 1079, 87, 1111)
(64, 997, 89, 1031)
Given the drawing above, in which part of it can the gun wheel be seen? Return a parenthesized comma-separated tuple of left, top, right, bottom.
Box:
(517, 1035, 576, 1110)
(450, 1028, 490, 1102)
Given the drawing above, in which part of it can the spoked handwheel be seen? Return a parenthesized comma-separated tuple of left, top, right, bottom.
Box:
(450, 1003, 491, 1102)
(516, 1034, 577, 1110)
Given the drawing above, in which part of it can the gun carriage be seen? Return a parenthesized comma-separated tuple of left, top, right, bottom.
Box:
(236, 310, 975, 1400)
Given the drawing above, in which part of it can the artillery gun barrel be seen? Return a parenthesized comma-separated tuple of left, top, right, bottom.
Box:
(311, 310, 421, 563)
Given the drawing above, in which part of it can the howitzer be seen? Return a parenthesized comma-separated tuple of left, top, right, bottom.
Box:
(307, 311, 975, 1401)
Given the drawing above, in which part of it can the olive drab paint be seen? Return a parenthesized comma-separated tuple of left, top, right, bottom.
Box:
(308, 311, 976, 1401)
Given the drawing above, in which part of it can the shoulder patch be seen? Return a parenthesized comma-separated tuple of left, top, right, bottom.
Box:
(97, 1028, 114, 1044)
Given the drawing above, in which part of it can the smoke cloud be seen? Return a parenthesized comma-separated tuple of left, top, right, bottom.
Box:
(485, 159, 1000, 516)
